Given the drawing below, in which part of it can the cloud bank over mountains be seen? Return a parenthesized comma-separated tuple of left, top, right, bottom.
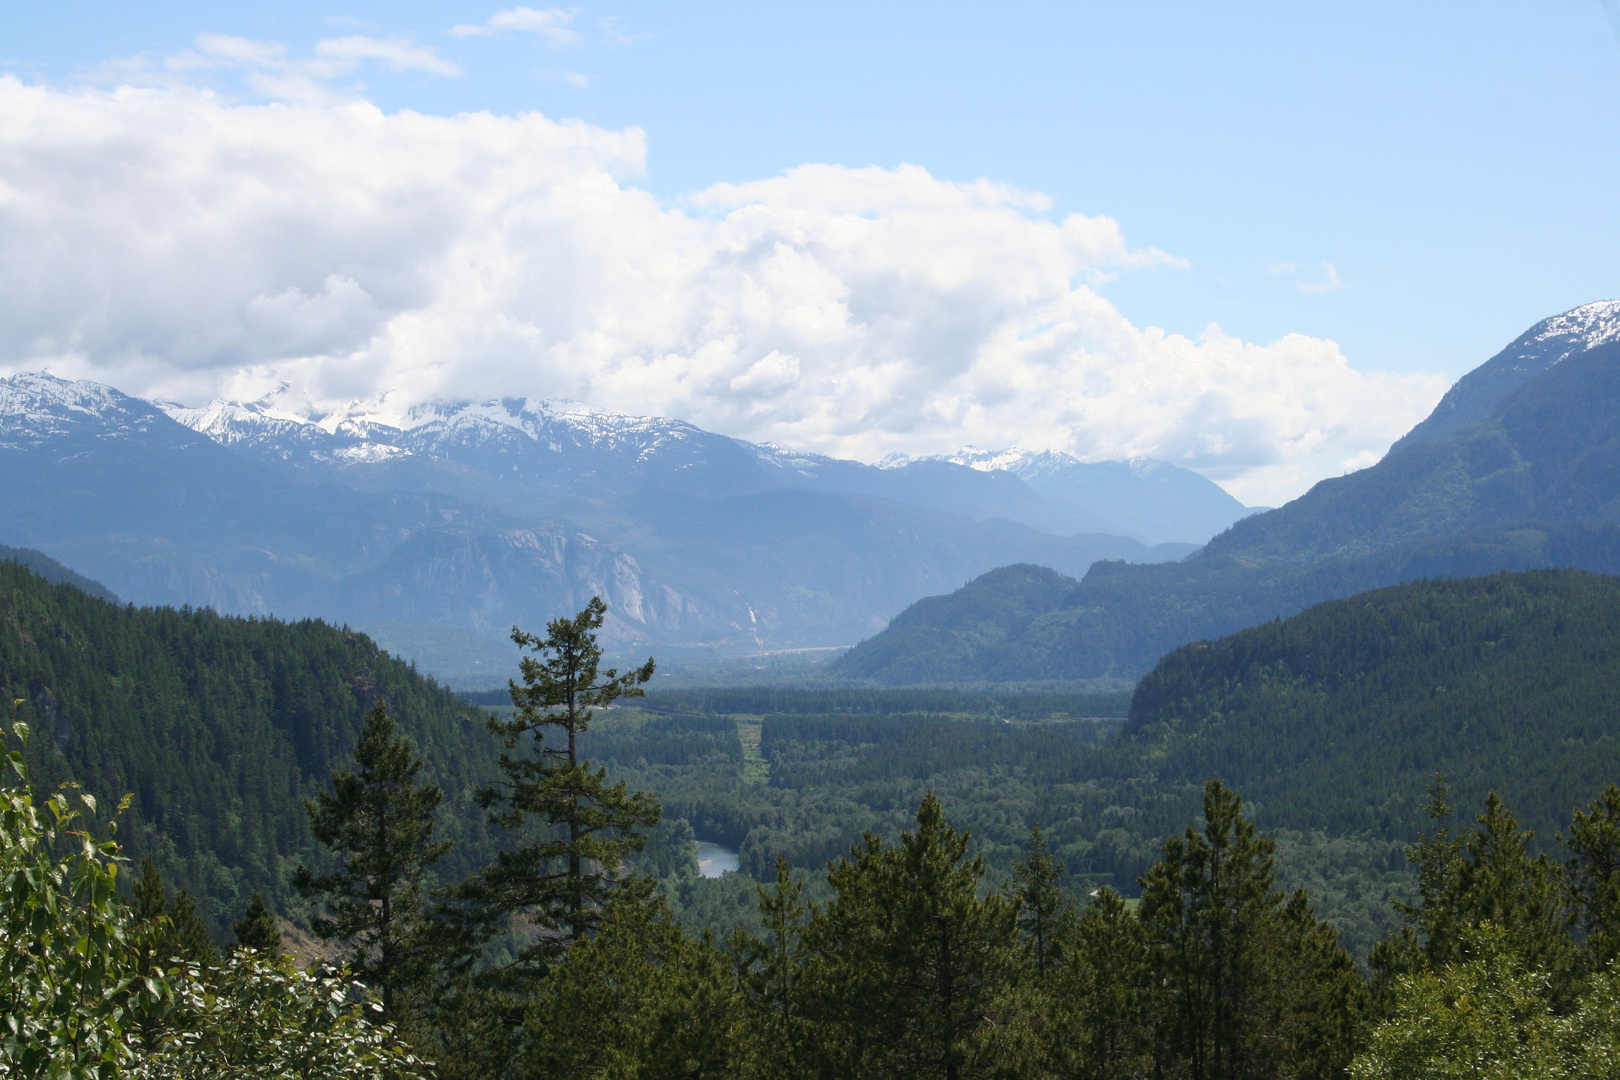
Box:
(0, 74, 1444, 504)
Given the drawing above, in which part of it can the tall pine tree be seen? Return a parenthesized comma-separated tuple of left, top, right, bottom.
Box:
(1565, 784, 1620, 970)
(466, 597, 659, 966)
(293, 699, 450, 1020)
(734, 857, 812, 1075)
(1010, 824, 1070, 978)
(130, 856, 216, 969)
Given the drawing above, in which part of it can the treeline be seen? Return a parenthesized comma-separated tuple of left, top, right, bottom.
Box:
(0, 559, 501, 936)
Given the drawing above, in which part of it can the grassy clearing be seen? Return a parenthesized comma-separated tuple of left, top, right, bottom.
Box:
(735, 717, 768, 784)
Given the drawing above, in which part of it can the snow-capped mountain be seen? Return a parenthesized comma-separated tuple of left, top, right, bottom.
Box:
(158, 398, 412, 465)
(1393, 299, 1620, 453)
(1512, 299, 1620, 366)
(0, 373, 198, 451)
(1, 373, 1194, 683)
(163, 390, 1253, 545)
(162, 391, 723, 463)
(158, 391, 772, 502)
(0, 373, 708, 657)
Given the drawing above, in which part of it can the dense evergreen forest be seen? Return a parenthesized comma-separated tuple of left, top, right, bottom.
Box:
(0, 542, 119, 601)
(0, 558, 501, 936)
(1127, 569, 1620, 841)
(9, 555, 1620, 1075)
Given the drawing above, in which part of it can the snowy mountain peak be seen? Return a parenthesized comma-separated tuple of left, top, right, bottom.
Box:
(1390, 300, 1620, 456)
(0, 372, 174, 448)
(941, 446, 1082, 480)
(161, 388, 710, 462)
(747, 441, 842, 475)
(1520, 299, 1620, 366)
(162, 398, 318, 440)
(391, 396, 704, 457)
(1, 372, 142, 418)
(874, 446, 1078, 477)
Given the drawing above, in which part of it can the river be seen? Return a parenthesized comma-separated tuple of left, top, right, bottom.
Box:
(696, 840, 740, 878)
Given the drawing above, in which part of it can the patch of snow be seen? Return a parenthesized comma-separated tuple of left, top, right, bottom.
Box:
(1523, 299, 1620, 366)
(333, 443, 411, 464)
(0, 373, 167, 447)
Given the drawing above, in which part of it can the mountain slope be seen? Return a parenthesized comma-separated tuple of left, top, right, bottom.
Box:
(1123, 569, 1620, 843)
(0, 559, 499, 936)
(837, 300, 1620, 683)
(1202, 336, 1620, 565)
(1390, 299, 1620, 452)
(0, 544, 118, 603)
(834, 520, 1620, 682)
(906, 446, 1256, 543)
(830, 564, 1081, 684)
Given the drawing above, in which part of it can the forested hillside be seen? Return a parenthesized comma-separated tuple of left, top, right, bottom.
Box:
(0, 542, 118, 602)
(0, 559, 500, 935)
(1125, 569, 1620, 842)
(11, 544, 1618, 961)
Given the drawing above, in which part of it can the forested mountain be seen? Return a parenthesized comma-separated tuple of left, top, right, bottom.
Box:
(839, 299, 1620, 682)
(0, 558, 499, 936)
(0, 542, 118, 602)
(0, 373, 1205, 682)
(1389, 297, 1620, 452)
(827, 564, 1084, 684)
(1125, 569, 1620, 842)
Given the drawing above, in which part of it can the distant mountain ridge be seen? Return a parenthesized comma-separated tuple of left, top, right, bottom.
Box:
(0, 373, 703, 655)
(909, 445, 1258, 544)
(837, 299, 1620, 684)
(0, 372, 1239, 683)
(160, 390, 1251, 545)
(0, 544, 118, 603)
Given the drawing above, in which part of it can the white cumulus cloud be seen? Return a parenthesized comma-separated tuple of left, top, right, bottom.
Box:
(0, 78, 1444, 505)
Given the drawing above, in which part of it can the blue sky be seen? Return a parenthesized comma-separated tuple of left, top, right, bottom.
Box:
(0, 2, 1616, 502)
